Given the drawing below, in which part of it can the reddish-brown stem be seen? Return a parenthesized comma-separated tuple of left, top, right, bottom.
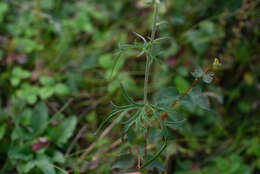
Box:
(161, 64, 213, 121)
(172, 65, 213, 107)
(138, 157, 141, 169)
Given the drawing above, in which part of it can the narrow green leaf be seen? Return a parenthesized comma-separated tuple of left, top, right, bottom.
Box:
(160, 120, 168, 140)
(120, 83, 143, 107)
(133, 32, 147, 44)
(137, 50, 145, 57)
(143, 155, 164, 172)
(151, 107, 168, 139)
(123, 109, 141, 134)
(136, 117, 146, 135)
(153, 87, 179, 107)
(140, 140, 167, 169)
(153, 36, 169, 44)
(142, 111, 152, 127)
(96, 105, 135, 137)
(110, 51, 123, 79)
(95, 109, 123, 135)
(110, 101, 137, 110)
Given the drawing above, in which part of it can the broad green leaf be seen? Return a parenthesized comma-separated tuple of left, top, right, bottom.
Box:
(52, 151, 65, 164)
(8, 145, 33, 161)
(49, 116, 77, 144)
(39, 76, 55, 86)
(27, 94, 38, 104)
(39, 86, 55, 99)
(15, 38, 44, 53)
(40, 0, 54, 10)
(0, 2, 8, 23)
(174, 76, 190, 93)
(111, 154, 134, 169)
(98, 54, 114, 69)
(31, 102, 49, 133)
(200, 21, 215, 35)
(12, 67, 31, 79)
(18, 108, 33, 126)
(17, 161, 36, 173)
(16, 84, 39, 104)
(36, 154, 56, 174)
(54, 83, 70, 96)
(153, 87, 179, 107)
(10, 77, 20, 86)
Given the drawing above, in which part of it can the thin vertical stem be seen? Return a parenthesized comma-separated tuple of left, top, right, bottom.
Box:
(140, 1, 159, 169)
(143, 1, 159, 104)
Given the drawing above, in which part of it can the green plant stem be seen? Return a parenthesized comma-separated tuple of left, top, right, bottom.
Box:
(143, 1, 159, 104)
(141, 1, 159, 168)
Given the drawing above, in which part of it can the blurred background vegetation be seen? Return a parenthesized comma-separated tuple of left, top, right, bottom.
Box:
(0, 0, 259, 173)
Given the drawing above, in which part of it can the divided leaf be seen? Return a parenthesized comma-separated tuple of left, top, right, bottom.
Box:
(153, 87, 179, 107)
(165, 110, 185, 130)
(191, 65, 203, 78)
(189, 86, 210, 110)
(49, 116, 77, 144)
(179, 86, 210, 110)
(203, 72, 214, 84)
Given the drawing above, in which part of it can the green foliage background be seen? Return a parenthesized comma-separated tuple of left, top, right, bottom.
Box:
(0, 0, 259, 173)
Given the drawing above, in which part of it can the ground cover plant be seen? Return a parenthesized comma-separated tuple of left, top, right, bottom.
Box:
(0, 0, 259, 173)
